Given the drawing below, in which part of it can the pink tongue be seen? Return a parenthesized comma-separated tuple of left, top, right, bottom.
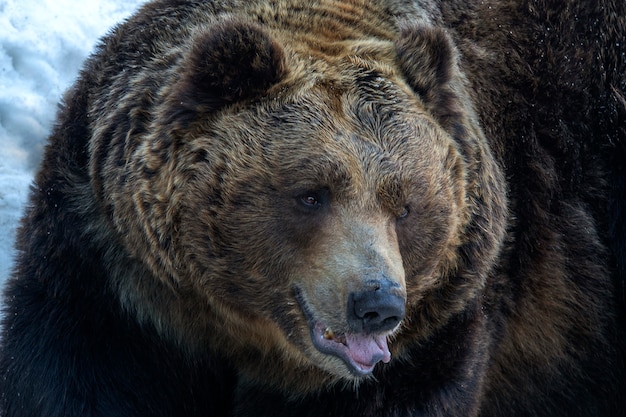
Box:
(345, 333, 391, 367)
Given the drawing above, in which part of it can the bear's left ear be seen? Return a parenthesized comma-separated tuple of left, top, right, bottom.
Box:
(165, 19, 287, 128)
(397, 25, 509, 288)
(395, 25, 464, 133)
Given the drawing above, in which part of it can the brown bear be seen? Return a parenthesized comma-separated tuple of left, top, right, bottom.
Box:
(1, 0, 625, 416)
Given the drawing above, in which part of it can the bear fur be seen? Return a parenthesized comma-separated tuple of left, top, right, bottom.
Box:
(1, 0, 625, 416)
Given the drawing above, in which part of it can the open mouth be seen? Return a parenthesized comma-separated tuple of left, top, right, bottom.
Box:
(310, 321, 392, 376)
(294, 287, 393, 377)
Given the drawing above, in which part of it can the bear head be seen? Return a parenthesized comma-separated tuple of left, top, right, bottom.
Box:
(95, 18, 507, 394)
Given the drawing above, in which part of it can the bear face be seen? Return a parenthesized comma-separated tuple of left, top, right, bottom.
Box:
(183, 74, 466, 381)
(93, 18, 506, 393)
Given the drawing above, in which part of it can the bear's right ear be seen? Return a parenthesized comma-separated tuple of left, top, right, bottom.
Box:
(165, 19, 287, 128)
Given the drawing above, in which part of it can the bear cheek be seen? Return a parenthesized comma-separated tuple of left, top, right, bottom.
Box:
(398, 183, 464, 303)
(391, 146, 466, 305)
(175, 180, 300, 322)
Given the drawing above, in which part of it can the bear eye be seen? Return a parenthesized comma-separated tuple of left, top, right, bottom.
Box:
(397, 206, 410, 220)
(301, 195, 319, 207)
(296, 189, 328, 212)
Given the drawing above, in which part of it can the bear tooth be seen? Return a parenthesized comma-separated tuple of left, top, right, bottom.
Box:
(323, 327, 335, 340)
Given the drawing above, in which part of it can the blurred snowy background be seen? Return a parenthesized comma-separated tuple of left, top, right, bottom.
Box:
(0, 0, 148, 286)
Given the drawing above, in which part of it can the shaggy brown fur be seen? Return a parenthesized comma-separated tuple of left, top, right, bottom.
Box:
(1, 0, 624, 416)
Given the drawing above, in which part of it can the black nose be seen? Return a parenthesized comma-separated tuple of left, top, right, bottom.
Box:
(347, 279, 405, 333)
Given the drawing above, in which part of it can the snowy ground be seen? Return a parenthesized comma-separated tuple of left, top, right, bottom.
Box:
(0, 0, 148, 286)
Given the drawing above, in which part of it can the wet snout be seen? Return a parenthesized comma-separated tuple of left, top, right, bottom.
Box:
(348, 278, 405, 333)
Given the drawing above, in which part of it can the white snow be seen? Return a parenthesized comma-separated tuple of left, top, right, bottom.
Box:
(0, 0, 148, 285)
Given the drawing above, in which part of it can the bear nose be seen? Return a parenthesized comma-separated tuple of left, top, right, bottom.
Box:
(347, 279, 406, 333)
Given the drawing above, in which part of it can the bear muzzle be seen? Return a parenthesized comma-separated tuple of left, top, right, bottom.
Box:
(295, 279, 406, 377)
